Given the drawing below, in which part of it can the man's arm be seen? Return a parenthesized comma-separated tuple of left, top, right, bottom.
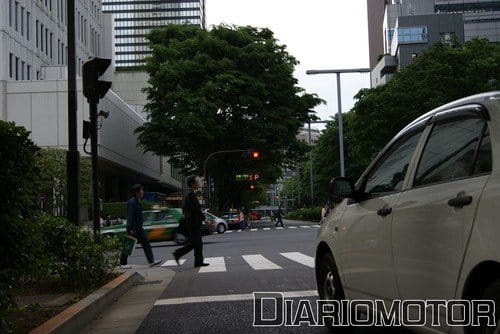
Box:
(126, 200, 137, 232)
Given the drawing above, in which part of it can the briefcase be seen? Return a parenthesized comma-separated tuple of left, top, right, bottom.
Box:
(122, 235, 137, 256)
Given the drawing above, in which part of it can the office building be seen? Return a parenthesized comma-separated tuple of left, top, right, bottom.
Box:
(102, 0, 206, 69)
(368, 0, 500, 87)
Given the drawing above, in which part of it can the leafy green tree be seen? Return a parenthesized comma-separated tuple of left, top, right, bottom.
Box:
(136, 25, 321, 210)
(288, 39, 500, 204)
(35, 148, 92, 216)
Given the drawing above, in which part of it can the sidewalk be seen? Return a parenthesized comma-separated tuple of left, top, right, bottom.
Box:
(81, 266, 175, 334)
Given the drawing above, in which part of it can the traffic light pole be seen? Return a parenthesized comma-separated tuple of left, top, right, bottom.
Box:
(90, 101, 100, 236)
(66, 0, 80, 225)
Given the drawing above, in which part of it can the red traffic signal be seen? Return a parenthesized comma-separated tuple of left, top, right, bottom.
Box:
(249, 184, 256, 191)
(248, 149, 261, 160)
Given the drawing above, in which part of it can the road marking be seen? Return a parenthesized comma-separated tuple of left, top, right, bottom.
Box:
(300, 225, 311, 229)
(242, 254, 282, 270)
(288, 226, 297, 229)
(161, 259, 186, 267)
(198, 257, 226, 273)
(225, 230, 233, 233)
(263, 227, 270, 231)
(154, 290, 318, 306)
(280, 252, 315, 268)
(251, 228, 258, 231)
(276, 227, 284, 230)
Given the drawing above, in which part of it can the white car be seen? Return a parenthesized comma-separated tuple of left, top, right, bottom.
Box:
(316, 92, 500, 333)
(204, 212, 229, 234)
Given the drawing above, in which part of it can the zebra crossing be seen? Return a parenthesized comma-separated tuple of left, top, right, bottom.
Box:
(216, 225, 319, 235)
(161, 252, 315, 273)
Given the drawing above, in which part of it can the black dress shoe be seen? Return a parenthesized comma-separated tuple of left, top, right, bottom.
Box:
(173, 252, 181, 266)
(194, 263, 209, 267)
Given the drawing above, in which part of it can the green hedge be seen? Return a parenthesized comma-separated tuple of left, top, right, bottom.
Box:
(285, 207, 322, 222)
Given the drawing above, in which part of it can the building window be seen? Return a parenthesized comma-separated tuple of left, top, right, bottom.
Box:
(27, 64, 31, 80)
(21, 61, 25, 80)
(15, 57, 19, 80)
(40, 24, 44, 51)
(50, 33, 53, 59)
(20, 7, 24, 36)
(15, 2, 19, 31)
(397, 26, 428, 44)
(9, 53, 13, 78)
(9, 0, 13, 27)
(36, 71, 40, 80)
(26, 12, 30, 40)
(45, 28, 48, 55)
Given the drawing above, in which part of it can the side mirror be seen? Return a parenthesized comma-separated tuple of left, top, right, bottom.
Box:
(329, 177, 355, 199)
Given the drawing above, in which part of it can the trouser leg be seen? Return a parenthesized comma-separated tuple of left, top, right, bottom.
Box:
(136, 230, 155, 263)
(190, 229, 204, 265)
(120, 252, 128, 265)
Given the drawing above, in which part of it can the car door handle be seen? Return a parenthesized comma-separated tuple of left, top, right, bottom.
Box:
(448, 195, 473, 208)
(377, 207, 392, 217)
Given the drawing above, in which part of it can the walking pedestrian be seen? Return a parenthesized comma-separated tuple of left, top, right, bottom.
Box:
(173, 176, 209, 267)
(275, 205, 284, 227)
(120, 184, 162, 269)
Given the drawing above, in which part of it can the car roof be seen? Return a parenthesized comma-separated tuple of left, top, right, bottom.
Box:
(400, 91, 500, 135)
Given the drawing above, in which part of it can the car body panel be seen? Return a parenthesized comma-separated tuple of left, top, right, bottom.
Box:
(316, 92, 500, 334)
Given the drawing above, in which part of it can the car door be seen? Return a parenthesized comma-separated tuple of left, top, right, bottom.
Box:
(340, 129, 424, 300)
(391, 106, 491, 330)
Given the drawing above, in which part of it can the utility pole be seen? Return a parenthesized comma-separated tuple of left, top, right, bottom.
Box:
(306, 68, 370, 177)
(66, 0, 80, 224)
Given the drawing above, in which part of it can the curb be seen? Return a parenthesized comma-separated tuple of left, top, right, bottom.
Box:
(30, 271, 144, 334)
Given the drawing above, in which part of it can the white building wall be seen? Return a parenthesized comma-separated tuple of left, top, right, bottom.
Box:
(1, 79, 182, 191)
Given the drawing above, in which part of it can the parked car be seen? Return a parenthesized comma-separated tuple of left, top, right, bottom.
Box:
(315, 92, 500, 333)
(204, 211, 228, 234)
(102, 208, 216, 243)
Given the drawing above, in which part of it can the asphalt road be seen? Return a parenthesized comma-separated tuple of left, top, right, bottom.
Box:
(127, 220, 408, 334)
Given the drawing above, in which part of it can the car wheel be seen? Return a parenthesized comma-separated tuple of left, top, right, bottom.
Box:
(473, 279, 500, 334)
(217, 223, 226, 234)
(317, 252, 346, 329)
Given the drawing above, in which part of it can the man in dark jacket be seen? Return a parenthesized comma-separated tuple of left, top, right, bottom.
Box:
(120, 184, 161, 269)
(173, 176, 209, 267)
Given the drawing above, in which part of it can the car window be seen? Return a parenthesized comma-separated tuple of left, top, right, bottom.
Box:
(414, 117, 486, 187)
(473, 126, 492, 175)
(154, 210, 174, 221)
(364, 131, 423, 197)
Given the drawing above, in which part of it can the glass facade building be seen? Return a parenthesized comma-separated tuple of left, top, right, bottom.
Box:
(102, 0, 206, 68)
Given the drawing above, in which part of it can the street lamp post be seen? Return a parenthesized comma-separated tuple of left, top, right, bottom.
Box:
(306, 68, 370, 177)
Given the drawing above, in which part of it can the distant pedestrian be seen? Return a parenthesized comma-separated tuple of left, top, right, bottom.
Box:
(320, 202, 332, 224)
(120, 184, 162, 269)
(173, 176, 209, 268)
(275, 206, 284, 227)
(239, 208, 247, 230)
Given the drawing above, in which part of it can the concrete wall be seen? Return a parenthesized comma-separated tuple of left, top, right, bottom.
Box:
(112, 70, 149, 115)
(0, 78, 182, 193)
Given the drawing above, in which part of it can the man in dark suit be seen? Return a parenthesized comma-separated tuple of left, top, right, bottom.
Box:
(173, 176, 209, 267)
(120, 184, 162, 269)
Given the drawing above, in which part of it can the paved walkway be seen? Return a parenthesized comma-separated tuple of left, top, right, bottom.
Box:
(81, 267, 175, 334)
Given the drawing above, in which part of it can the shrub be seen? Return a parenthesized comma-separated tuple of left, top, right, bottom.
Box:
(0, 121, 41, 330)
(39, 216, 120, 290)
(285, 207, 322, 222)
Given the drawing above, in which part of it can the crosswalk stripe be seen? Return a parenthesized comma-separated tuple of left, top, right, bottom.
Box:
(263, 227, 270, 231)
(300, 225, 311, 228)
(280, 252, 315, 268)
(251, 228, 258, 231)
(288, 226, 297, 229)
(199, 257, 226, 273)
(242, 254, 282, 270)
(276, 227, 284, 230)
(161, 259, 186, 267)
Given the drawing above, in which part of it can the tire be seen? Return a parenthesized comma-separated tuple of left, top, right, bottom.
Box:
(317, 252, 346, 330)
(473, 279, 500, 334)
(217, 223, 226, 234)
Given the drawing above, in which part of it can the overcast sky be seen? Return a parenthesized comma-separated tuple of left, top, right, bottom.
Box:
(206, 0, 371, 130)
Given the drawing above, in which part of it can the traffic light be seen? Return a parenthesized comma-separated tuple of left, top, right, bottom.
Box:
(83, 57, 112, 103)
(247, 149, 262, 160)
(249, 184, 256, 191)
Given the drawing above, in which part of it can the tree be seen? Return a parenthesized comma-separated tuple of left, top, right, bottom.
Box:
(35, 148, 92, 216)
(287, 39, 500, 203)
(136, 25, 321, 210)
